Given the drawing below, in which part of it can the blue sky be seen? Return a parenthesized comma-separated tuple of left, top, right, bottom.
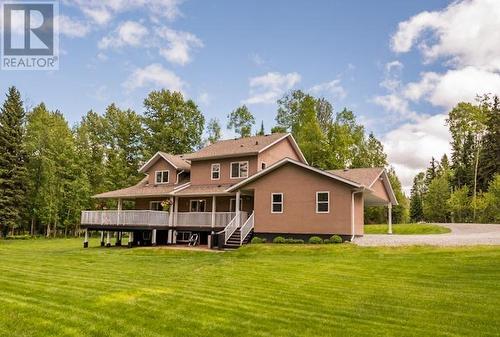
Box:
(2, 0, 499, 191)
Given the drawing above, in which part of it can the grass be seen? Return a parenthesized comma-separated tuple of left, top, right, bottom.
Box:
(364, 223, 451, 235)
(0, 239, 499, 337)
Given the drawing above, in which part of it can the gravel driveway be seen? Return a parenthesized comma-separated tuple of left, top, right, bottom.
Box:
(355, 223, 500, 246)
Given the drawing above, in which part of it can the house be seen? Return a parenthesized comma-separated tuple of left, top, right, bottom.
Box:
(80, 133, 397, 249)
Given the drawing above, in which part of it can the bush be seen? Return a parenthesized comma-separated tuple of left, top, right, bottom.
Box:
(251, 237, 266, 244)
(272, 236, 286, 244)
(330, 235, 343, 244)
(308, 236, 323, 244)
(323, 239, 331, 244)
(284, 238, 304, 244)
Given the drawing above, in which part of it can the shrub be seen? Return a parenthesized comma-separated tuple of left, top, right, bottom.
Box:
(251, 237, 266, 244)
(323, 239, 331, 244)
(308, 236, 323, 244)
(330, 235, 343, 244)
(272, 236, 286, 244)
(284, 238, 304, 244)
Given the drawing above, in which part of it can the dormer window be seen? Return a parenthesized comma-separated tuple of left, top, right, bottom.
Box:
(230, 161, 248, 179)
(155, 170, 169, 184)
(211, 163, 220, 180)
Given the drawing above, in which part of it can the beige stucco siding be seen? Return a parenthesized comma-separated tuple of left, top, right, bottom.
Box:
(371, 178, 390, 203)
(189, 155, 258, 185)
(258, 137, 301, 170)
(243, 163, 360, 235)
(354, 193, 364, 235)
(145, 158, 178, 186)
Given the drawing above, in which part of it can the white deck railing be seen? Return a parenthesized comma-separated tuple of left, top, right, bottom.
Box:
(176, 212, 235, 227)
(223, 213, 239, 244)
(240, 212, 254, 245)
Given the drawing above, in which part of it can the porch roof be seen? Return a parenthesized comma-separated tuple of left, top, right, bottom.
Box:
(92, 177, 176, 199)
(173, 184, 234, 196)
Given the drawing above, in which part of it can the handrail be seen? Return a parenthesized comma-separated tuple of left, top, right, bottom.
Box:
(240, 212, 254, 245)
(220, 213, 239, 244)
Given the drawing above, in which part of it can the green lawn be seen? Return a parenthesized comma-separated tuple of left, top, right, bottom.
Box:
(364, 223, 451, 234)
(0, 239, 499, 337)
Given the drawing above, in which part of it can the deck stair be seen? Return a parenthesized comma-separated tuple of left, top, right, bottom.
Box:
(225, 229, 253, 247)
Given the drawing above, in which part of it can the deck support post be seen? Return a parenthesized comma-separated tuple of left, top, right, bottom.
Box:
(388, 203, 393, 234)
(83, 229, 88, 248)
(100, 231, 105, 246)
(167, 229, 172, 244)
(128, 231, 134, 248)
(235, 191, 241, 227)
(172, 230, 177, 244)
(106, 231, 111, 247)
(152, 229, 157, 246)
(116, 231, 122, 246)
(211, 195, 216, 228)
(174, 196, 179, 227)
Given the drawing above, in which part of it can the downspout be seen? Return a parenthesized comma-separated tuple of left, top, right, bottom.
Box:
(351, 189, 364, 242)
(176, 170, 185, 185)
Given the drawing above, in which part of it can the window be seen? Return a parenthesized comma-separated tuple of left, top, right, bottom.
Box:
(230, 161, 249, 179)
(190, 200, 206, 212)
(229, 198, 243, 212)
(155, 170, 169, 184)
(177, 231, 192, 242)
(150, 201, 163, 211)
(271, 193, 283, 213)
(261, 162, 267, 170)
(316, 192, 329, 213)
(211, 163, 220, 180)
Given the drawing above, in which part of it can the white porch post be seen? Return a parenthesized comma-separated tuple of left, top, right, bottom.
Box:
(106, 231, 111, 247)
(174, 197, 179, 227)
(211, 195, 216, 228)
(152, 229, 157, 246)
(83, 229, 88, 248)
(128, 231, 134, 248)
(100, 231, 105, 247)
(168, 196, 174, 244)
(388, 203, 393, 234)
(235, 191, 241, 227)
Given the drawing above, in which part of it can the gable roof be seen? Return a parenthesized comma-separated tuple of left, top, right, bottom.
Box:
(328, 168, 385, 187)
(226, 158, 363, 192)
(139, 151, 191, 173)
(183, 133, 307, 163)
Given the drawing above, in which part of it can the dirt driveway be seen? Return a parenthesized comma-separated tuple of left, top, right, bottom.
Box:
(355, 223, 500, 246)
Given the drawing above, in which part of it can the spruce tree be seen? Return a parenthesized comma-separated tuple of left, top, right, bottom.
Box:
(0, 87, 27, 236)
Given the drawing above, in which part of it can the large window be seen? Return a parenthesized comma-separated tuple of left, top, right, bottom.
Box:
(230, 161, 249, 179)
(155, 170, 169, 184)
(150, 201, 163, 211)
(316, 192, 330, 213)
(190, 200, 206, 212)
(271, 193, 283, 213)
(211, 163, 220, 180)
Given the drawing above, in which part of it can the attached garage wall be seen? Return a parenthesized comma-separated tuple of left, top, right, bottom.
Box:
(244, 163, 361, 236)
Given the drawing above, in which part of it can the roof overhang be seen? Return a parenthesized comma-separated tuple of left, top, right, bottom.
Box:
(257, 133, 308, 164)
(138, 152, 190, 173)
(226, 158, 362, 192)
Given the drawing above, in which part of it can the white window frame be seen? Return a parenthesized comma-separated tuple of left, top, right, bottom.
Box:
(229, 198, 243, 212)
(271, 193, 283, 214)
(230, 161, 249, 179)
(155, 170, 169, 184)
(190, 199, 206, 212)
(316, 191, 330, 214)
(150, 201, 163, 211)
(211, 163, 221, 180)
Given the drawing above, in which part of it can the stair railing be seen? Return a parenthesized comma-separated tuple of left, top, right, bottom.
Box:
(219, 213, 239, 245)
(240, 212, 254, 245)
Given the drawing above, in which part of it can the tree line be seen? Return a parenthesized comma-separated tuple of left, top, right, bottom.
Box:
(0, 86, 407, 237)
(410, 95, 500, 224)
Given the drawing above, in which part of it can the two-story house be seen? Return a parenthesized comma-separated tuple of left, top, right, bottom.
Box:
(80, 133, 397, 249)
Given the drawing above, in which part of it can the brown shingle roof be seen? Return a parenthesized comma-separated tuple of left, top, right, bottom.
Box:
(158, 152, 191, 170)
(184, 133, 289, 161)
(92, 177, 176, 199)
(328, 168, 384, 187)
(174, 184, 233, 196)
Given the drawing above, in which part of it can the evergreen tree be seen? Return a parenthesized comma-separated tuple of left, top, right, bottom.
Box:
(227, 105, 255, 137)
(409, 172, 425, 222)
(257, 121, 265, 136)
(425, 157, 438, 186)
(477, 96, 500, 192)
(0, 87, 27, 236)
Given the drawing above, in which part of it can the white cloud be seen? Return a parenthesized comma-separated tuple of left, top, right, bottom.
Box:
(309, 79, 347, 100)
(198, 92, 211, 105)
(157, 27, 203, 65)
(58, 15, 90, 38)
(123, 63, 184, 92)
(99, 21, 149, 49)
(372, 94, 410, 115)
(66, 0, 183, 25)
(382, 114, 451, 193)
(243, 72, 301, 105)
(385, 60, 404, 72)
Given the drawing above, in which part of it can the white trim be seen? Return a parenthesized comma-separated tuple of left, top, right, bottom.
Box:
(211, 163, 221, 180)
(155, 170, 169, 184)
(139, 152, 185, 173)
(368, 168, 385, 188)
(227, 158, 362, 192)
(257, 133, 308, 165)
(316, 191, 330, 214)
(229, 198, 243, 212)
(271, 193, 283, 214)
(189, 199, 207, 212)
(230, 161, 249, 179)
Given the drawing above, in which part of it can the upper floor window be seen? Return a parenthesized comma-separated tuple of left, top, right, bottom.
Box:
(155, 170, 169, 184)
(230, 161, 248, 179)
(316, 192, 329, 213)
(211, 163, 220, 180)
(271, 193, 283, 213)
